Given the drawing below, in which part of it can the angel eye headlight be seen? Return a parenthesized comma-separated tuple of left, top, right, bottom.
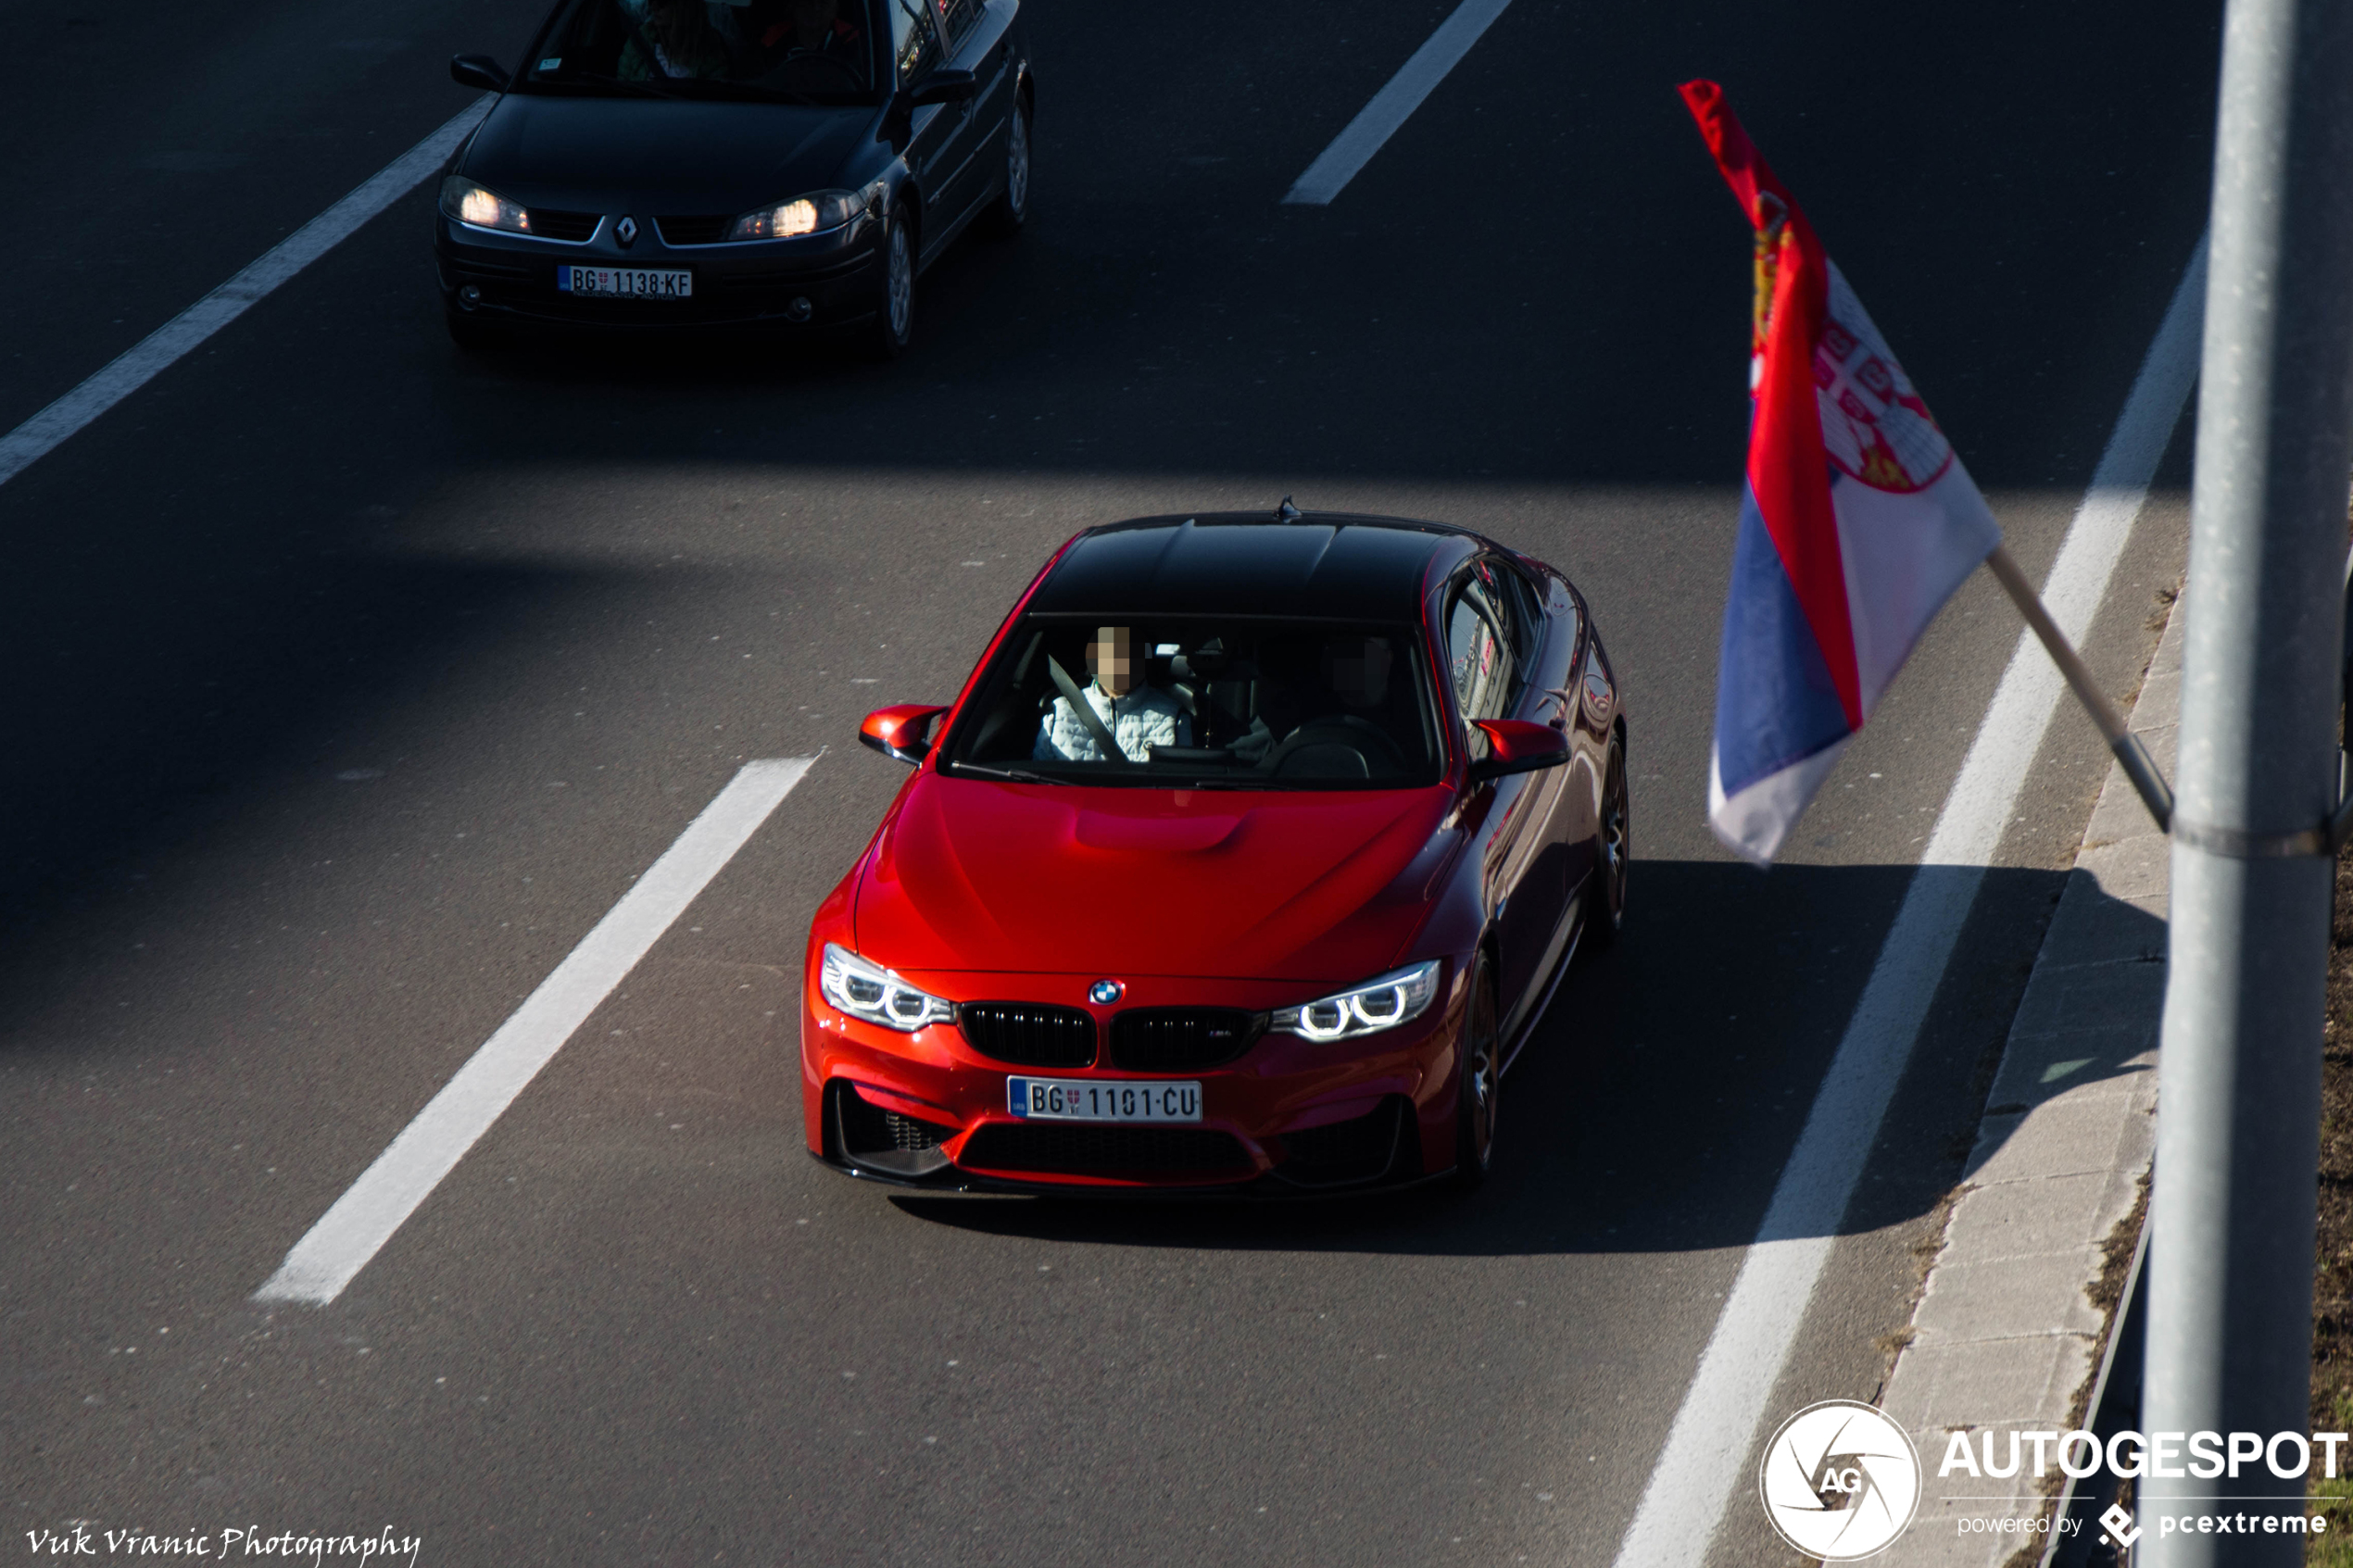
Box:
(440, 176, 533, 234)
(818, 943, 955, 1033)
(1272, 960, 1442, 1043)
(731, 189, 862, 241)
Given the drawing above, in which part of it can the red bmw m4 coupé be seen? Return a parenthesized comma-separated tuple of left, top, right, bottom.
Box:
(803, 505, 1629, 1195)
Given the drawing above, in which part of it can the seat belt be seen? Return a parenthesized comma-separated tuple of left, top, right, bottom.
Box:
(1046, 657, 1126, 761)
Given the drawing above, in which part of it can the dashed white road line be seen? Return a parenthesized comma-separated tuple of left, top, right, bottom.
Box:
(254, 756, 816, 1307)
(1282, 0, 1515, 207)
(0, 97, 490, 492)
(1607, 237, 2209, 1567)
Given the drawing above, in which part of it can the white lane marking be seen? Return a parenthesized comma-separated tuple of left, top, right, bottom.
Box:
(1281, 0, 1514, 207)
(254, 757, 816, 1306)
(1609, 236, 2208, 1568)
(0, 98, 491, 492)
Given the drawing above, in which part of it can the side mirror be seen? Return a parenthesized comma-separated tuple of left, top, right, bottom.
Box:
(860, 704, 950, 766)
(906, 68, 978, 107)
(450, 54, 511, 92)
(1466, 719, 1570, 784)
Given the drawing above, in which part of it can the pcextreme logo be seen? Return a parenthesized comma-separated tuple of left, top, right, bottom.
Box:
(1758, 1400, 1923, 1561)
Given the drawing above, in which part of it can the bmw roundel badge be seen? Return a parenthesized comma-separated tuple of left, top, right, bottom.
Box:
(615, 215, 637, 247)
(1088, 979, 1124, 1005)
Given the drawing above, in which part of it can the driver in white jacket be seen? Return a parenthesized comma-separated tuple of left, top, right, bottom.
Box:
(1035, 625, 1190, 763)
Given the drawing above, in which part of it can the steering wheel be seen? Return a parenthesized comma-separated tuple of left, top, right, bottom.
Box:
(1263, 715, 1411, 777)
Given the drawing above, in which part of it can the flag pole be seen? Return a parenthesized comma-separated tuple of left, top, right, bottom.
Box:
(1982, 544, 2175, 830)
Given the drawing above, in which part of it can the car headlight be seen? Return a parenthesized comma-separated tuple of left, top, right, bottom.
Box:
(730, 189, 863, 241)
(1271, 960, 1442, 1043)
(440, 176, 533, 235)
(818, 943, 955, 1032)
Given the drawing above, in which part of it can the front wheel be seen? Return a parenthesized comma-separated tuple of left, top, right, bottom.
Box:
(1588, 737, 1629, 947)
(1451, 955, 1500, 1190)
(980, 97, 1031, 239)
(863, 206, 914, 361)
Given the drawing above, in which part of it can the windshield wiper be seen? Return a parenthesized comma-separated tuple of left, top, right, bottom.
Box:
(712, 80, 821, 106)
(538, 69, 825, 106)
(541, 69, 688, 99)
(950, 763, 1071, 784)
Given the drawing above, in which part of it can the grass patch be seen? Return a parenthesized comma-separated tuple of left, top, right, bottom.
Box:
(2312, 1476, 2353, 1565)
(2310, 848, 2353, 1561)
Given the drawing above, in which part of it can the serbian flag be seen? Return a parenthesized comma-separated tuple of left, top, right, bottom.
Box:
(1682, 81, 2001, 865)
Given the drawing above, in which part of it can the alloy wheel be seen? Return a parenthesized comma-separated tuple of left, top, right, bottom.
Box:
(1604, 759, 1628, 903)
(1592, 744, 1630, 944)
(1454, 960, 1499, 1187)
(885, 221, 912, 343)
(1005, 109, 1029, 220)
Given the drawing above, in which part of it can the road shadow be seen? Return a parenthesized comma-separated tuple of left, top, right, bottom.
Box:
(889, 859, 2165, 1258)
(0, 544, 605, 934)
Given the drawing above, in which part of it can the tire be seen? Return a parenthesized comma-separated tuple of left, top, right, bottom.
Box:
(1588, 736, 1630, 947)
(1451, 955, 1500, 1190)
(979, 95, 1031, 239)
(863, 205, 915, 361)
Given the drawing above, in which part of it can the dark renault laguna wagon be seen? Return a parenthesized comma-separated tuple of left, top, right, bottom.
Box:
(435, 0, 1030, 356)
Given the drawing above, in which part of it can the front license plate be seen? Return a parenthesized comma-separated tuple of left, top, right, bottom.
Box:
(1008, 1078, 1202, 1123)
(557, 265, 693, 299)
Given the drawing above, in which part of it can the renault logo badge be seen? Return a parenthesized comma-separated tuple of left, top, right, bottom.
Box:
(615, 215, 637, 247)
(1088, 979, 1123, 1005)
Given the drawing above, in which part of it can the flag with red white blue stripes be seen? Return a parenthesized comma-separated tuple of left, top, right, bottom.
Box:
(1681, 81, 2001, 865)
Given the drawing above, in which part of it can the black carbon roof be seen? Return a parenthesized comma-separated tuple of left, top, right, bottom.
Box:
(1028, 512, 1480, 620)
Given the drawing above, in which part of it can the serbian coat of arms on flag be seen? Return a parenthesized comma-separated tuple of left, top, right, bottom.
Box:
(1680, 80, 2002, 865)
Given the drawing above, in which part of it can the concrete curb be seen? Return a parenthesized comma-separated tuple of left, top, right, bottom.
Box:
(1878, 591, 2182, 1564)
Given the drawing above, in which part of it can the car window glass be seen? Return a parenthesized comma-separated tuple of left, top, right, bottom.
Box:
(1447, 583, 1513, 723)
(889, 0, 939, 80)
(1491, 561, 1544, 669)
(937, 0, 982, 46)
(519, 0, 881, 101)
(1547, 573, 1579, 658)
(944, 618, 1442, 790)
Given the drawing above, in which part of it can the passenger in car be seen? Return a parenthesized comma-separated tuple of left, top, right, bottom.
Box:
(1034, 625, 1191, 764)
(618, 0, 729, 78)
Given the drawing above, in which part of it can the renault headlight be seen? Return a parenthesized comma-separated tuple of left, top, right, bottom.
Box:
(440, 177, 533, 235)
(731, 189, 862, 241)
(1271, 960, 1442, 1043)
(818, 943, 955, 1032)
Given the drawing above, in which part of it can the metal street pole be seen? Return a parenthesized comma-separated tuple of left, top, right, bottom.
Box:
(2144, 0, 2353, 1560)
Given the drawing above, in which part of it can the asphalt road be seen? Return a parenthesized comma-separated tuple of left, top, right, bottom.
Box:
(1, 1, 2220, 1563)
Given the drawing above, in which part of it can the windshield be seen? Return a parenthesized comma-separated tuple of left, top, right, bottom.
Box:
(944, 618, 1444, 790)
(517, 0, 881, 103)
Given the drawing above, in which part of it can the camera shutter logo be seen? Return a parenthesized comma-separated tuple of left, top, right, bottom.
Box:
(1757, 1399, 1921, 1560)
